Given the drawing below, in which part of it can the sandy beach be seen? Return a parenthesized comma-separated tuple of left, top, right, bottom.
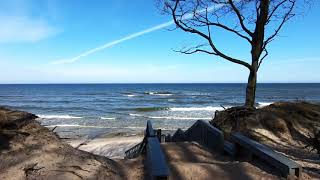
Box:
(66, 135, 143, 159)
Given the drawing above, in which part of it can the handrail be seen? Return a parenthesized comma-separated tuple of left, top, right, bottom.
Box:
(125, 121, 153, 159)
(146, 136, 170, 179)
(146, 120, 156, 137)
(124, 120, 158, 158)
(231, 133, 302, 179)
(125, 136, 147, 159)
(124, 120, 170, 179)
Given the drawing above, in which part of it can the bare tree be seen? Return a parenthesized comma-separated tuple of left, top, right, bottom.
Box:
(158, 0, 307, 107)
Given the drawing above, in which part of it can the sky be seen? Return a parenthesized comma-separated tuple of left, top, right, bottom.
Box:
(0, 0, 319, 83)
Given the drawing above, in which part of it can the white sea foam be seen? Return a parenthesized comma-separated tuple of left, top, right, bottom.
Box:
(125, 94, 136, 97)
(170, 106, 226, 112)
(129, 113, 211, 120)
(45, 124, 81, 127)
(37, 115, 83, 119)
(100, 117, 116, 120)
(123, 126, 145, 129)
(257, 102, 273, 108)
(45, 124, 107, 128)
(129, 113, 144, 117)
(145, 91, 155, 95)
(155, 93, 173, 96)
(145, 91, 173, 96)
(149, 116, 212, 120)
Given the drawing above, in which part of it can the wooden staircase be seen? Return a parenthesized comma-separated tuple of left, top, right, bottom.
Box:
(124, 120, 302, 179)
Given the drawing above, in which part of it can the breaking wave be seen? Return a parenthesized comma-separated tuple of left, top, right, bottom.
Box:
(134, 107, 170, 112)
(37, 115, 83, 119)
(257, 102, 273, 108)
(100, 117, 116, 120)
(129, 113, 212, 120)
(131, 106, 227, 112)
(170, 106, 226, 112)
(129, 113, 144, 117)
(148, 116, 212, 120)
(144, 91, 173, 96)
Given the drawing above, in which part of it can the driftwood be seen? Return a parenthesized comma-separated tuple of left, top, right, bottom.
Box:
(51, 126, 58, 132)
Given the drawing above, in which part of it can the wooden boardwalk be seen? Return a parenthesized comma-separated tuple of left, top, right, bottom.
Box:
(125, 120, 302, 179)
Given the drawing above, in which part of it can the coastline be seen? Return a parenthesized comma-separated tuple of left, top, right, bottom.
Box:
(1, 101, 320, 179)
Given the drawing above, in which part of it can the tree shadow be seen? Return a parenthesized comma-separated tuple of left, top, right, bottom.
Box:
(161, 142, 273, 180)
(0, 131, 11, 152)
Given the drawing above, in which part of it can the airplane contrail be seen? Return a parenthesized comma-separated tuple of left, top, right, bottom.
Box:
(51, 4, 220, 65)
(51, 20, 174, 64)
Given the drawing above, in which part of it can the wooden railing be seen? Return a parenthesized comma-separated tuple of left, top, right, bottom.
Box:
(125, 120, 170, 179)
(124, 137, 146, 159)
(171, 120, 224, 153)
(231, 133, 302, 179)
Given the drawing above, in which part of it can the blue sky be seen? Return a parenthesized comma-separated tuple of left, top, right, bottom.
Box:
(0, 0, 319, 83)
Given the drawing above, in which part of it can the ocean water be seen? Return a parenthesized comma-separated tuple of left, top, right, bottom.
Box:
(1, 83, 319, 139)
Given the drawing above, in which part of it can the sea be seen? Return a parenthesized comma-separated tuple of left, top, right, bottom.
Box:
(1, 83, 320, 139)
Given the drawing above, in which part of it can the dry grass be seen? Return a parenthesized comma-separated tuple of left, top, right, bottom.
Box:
(210, 101, 320, 177)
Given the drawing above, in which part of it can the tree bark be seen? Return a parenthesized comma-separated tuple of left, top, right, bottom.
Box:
(244, 0, 270, 107)
(245, 67, 257, 107)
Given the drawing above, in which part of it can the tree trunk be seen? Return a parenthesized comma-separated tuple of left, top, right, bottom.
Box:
(244, 0, 269, 108)
(245, 70, 257, 107)
(245, 61, 258, 107)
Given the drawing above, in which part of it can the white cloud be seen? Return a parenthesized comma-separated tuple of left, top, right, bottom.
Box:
(0, 16, 60, 43)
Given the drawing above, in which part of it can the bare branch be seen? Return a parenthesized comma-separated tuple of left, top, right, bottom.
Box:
(207, 22, 251, 42)
(191, 7, 251, 42)
(258, 48, 268, 69)
(267, 0, 289, 24)
(264, 0, 296, 48)
(174, 45, 217, 55)
(228, 0, 254, 36)
(167, 0, 252, 70)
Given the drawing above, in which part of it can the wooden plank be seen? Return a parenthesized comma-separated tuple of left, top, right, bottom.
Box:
(146, 137, 170, 179)
(223, 141, 236, 157)
(184, 120, 224, 153)
(231, 132, 302, 179)
(171, 128, 187, 142)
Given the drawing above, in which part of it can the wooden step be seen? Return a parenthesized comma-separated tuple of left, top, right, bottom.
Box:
(167, 161, 278, 180)
(162, 142, 279, 180)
